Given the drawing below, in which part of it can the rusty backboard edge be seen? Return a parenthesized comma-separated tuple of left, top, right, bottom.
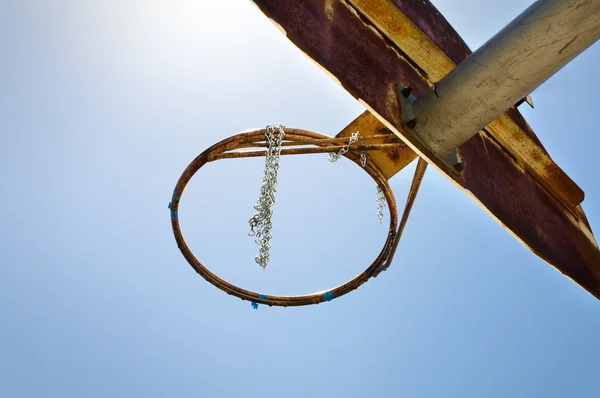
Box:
(250, 0, 600, 299)
(345, 0, 585, 212)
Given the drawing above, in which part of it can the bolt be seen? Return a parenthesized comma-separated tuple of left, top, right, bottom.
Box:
(401, 86, 413, 98)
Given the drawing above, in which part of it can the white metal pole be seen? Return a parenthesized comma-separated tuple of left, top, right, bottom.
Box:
(410, 0, 600, 158)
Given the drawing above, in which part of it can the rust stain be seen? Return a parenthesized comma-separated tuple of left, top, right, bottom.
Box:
(458, 133, 600, 289)
(391, 0, 471, 64)
(505, 107, 547, 153)
(486, 113, 585, 210)
(387, 148, 401, 162)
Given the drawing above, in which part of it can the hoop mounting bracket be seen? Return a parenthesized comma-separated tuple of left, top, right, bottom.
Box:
(396, 83, 464, 174)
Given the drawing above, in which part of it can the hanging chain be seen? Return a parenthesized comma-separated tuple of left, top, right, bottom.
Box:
(248, 124, 285, 268)
(329, 131, 359, 162)
(360, 140, 367, 167)
(376, 186, 386, 224)
(328, 131, 384, 223)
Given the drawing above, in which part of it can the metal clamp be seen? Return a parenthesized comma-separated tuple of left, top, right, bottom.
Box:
(397, 83, 464, 174)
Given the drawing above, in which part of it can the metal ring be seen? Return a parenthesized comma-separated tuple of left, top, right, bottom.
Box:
(169, 128, 398, 306)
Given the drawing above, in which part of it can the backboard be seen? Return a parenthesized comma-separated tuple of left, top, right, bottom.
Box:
(250, 0, 600, 299)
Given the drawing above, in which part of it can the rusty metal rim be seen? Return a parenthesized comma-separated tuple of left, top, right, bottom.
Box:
(169, 128, 399, 307)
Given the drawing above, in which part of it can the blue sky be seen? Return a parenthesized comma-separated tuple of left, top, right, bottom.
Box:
(1, 1, 599, 397)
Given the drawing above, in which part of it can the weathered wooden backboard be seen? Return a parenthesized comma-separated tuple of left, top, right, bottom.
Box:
(250, 0, 600, 299)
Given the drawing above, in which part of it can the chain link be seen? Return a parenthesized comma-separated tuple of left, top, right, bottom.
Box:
(328, 131, 384, 223)
(329, 131, 359, 162)
(360, 146, 367, 168)
(376, 186, 386, 224)
(248, 124, 285, 268)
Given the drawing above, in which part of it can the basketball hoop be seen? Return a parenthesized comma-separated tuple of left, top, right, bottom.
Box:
(169, 127, 427, 307)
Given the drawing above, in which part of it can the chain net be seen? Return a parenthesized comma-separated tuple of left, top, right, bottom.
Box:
(248, 124, 286, 268)
(249, 127, 386, 269)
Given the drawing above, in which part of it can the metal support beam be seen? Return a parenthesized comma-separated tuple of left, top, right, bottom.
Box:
(408, 0, 600, 159)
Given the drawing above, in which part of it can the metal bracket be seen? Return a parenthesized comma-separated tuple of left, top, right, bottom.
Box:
(515, 95, 534, 109)
(396, 83, 464, 174)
